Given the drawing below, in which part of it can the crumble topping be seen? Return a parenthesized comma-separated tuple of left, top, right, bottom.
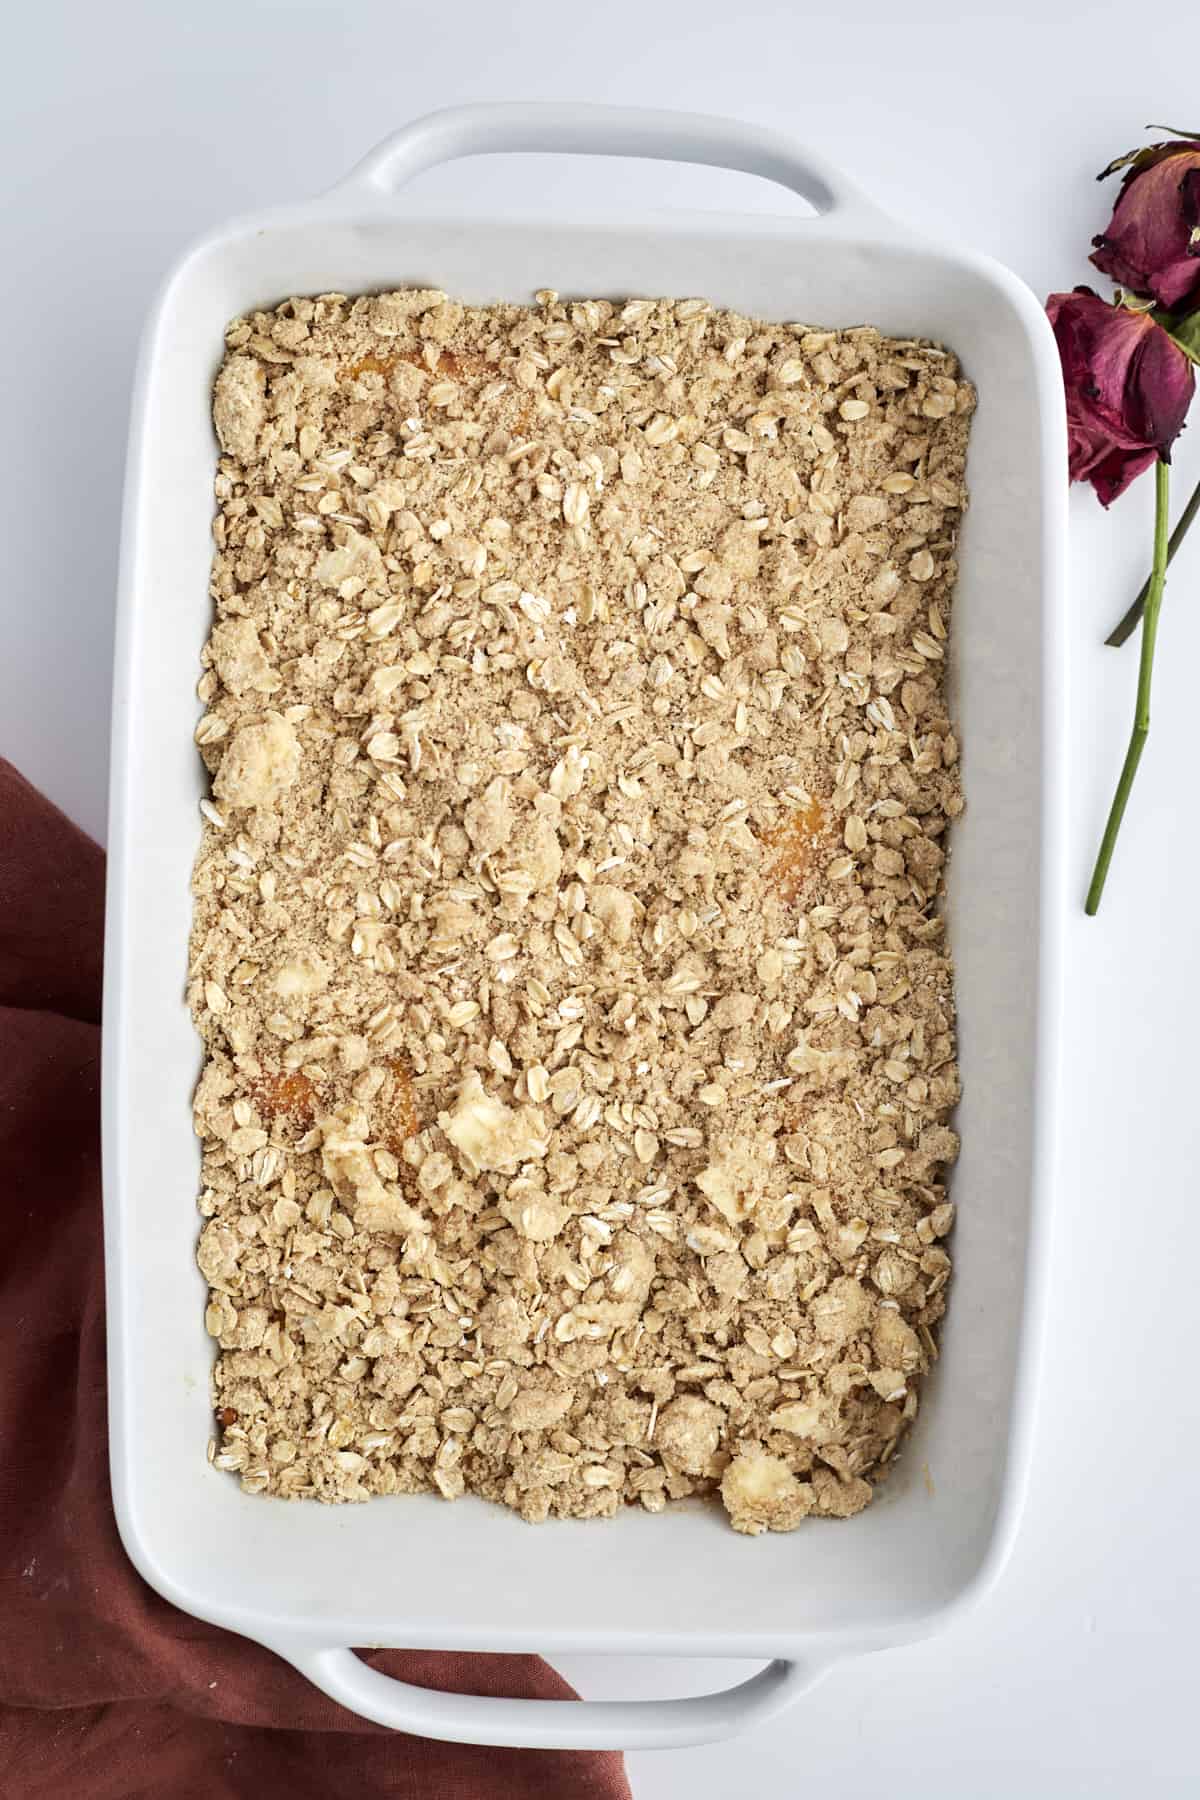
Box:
(190, 286, 969, 1531)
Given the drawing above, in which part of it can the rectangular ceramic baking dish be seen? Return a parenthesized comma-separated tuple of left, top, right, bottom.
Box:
(103, 103, 1067, 1751)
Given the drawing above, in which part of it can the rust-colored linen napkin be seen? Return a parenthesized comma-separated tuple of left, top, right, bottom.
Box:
(0, 758, 632, 1800)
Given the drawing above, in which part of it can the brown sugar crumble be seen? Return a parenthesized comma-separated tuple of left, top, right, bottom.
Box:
(190, 286, 969, 1533)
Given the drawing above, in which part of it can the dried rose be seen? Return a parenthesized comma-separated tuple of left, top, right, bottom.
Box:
(1045, 287, 1193, 506)
(1090, 135, 1200, 311)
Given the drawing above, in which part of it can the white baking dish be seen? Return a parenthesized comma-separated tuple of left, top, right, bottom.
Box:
(103, 103, 1067, 1751)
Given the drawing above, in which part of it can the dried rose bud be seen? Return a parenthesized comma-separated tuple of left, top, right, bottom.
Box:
(1045, 287, 1194, 505)
(1090, 136, 1200, 310)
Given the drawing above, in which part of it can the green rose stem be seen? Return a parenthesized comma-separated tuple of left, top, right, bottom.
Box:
(1105, 468, 1200, 645)
(1086, 457, 1171, 914)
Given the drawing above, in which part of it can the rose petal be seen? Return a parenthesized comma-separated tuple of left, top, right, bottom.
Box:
(1124, 313, 1196, 454)
(1086, 444, 1159, 508)
(1090, 144, 1200, 310)
(1045, 287, 1194, 505)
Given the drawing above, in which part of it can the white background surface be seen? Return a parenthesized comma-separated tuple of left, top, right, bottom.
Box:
(6, 2, 1197, 1793)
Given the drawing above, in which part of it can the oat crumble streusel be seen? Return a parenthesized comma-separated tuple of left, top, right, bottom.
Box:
(190, 286, 968, 1533)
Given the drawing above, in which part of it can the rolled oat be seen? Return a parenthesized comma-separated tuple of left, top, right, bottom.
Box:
(190, 287, 969, 1532)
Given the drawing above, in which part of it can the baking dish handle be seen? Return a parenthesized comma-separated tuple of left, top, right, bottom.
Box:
(272, 1644, 824, 1749)
(328, 101, 888, 231)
